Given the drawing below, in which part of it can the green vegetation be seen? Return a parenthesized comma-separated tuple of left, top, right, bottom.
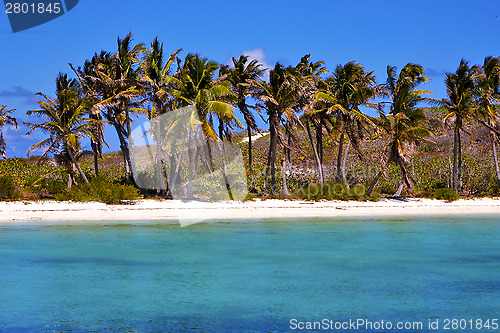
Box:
(1, 33, 500, 202)
(432, 188, 461, 201)
(0, 155, 137, 202)
(54, 178, 139, 204)
(0, 174, 21, 200)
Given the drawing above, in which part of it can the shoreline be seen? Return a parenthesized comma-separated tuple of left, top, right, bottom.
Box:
(0, 198, 499, 224)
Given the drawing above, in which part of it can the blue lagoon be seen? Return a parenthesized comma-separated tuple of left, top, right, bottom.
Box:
(1, 215, 499, 332)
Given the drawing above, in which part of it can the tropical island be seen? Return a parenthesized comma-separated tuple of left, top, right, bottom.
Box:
(1, 32, 500, 221)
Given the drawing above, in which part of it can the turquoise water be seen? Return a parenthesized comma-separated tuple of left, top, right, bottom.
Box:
(1, 215, 500, 332)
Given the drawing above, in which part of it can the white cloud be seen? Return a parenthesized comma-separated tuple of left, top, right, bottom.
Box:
(230, 47, 271, 81)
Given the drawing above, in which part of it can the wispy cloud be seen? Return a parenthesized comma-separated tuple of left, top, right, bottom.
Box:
(0, 86, 40, 105)
(230, 47, 272, 81)
(426, 67, 448, 77)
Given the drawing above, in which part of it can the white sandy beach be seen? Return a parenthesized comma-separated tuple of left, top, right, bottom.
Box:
(0, 198, 499, 224)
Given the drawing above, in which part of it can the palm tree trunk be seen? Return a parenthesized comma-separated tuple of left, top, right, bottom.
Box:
(247, 123, 255, 193)
(263, 147, 271, 191)
(124, 104, 134, 179)
(305, 121, 324, 184)
(186, 141, 194, 200)
(66, 146, 89, 184)
(316, 122, 323, 165)
(219, 123, 234, 200)
(154, 146, 166, 196)
(67, 173, 73, 189)
(341, 139, 351, 188)
(336, 131, 345, 181)
(93, 152, 99, 178)
(393, 181, 404, 197)
(113, 121, 133, 178)
(366, 171, 383, 196)
(172, 150, 184, 194)
(270, 126, 278, 194)
(287, 130, 292, 170)
(91, 141, 99, 177)
(491, 131, 500, 186)
(452, 120, 461, 192)
(282, 146, 289, 197)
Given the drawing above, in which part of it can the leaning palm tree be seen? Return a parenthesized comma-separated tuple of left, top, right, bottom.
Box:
(71, 52, 111, 177)
(220, 55, 265, 192)
(25, 73, 100, 187)
(366, 63, 434, 197)
(441, 60, 480, 193)
(476, 56, 500, 186)
(0, 105, 18, 159)
(80, 33, 145, 179)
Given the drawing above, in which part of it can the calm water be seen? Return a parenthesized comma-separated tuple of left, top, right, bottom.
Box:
(1, 215, 500, 332)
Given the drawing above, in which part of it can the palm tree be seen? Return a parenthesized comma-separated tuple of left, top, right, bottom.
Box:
(70, 52, 111, 177)
(252, 62, 298, 193)
(312, 61, 378, 186)
(366, 63, 433, 197)
(441, 60, 480, 193)
(477, 56, 500, 186)
(134, 38, 182, 196)
(25, 73, 100, 187)
(220, 55, 265, 192)
(290, 55, 327, 185)
(80, 33, 145, 179)
(0, 105, 18, 159)
(169, 53, 240, 199)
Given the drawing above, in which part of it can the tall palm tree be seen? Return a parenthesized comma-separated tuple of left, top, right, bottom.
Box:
(70, 52, 111, 177)
(290, 55, 327, 185)
(169, 54, 240, 199)
(278, 55, 327, 194)
(25, 73, 100, 187)
(220, 55, 265, 192)
(366, 63, 433, 197)
(477, 56, 500, 186)
(252, 62, 298, 193)
(134, 38, 182, 196)
(441, 60, 480, 193)
(0, 105, 18, 159)
(81, 33, 145, 179)
(312, 61, 378, 186)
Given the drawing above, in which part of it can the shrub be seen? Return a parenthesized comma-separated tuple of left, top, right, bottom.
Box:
(432, 188, 460, 201)
(55, 178, 139, 204)
(378, 181, 396, 195)
(39, 179, 67, 195)
(365, 190, 381, 201)
(0, 174, 21, 200)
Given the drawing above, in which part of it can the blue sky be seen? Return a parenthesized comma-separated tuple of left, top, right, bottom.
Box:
(1, 0, 500, 158)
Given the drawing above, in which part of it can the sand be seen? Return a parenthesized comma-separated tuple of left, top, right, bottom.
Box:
(0, 198, 499, 225)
